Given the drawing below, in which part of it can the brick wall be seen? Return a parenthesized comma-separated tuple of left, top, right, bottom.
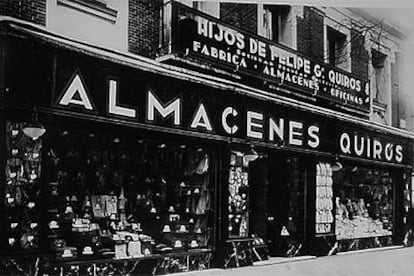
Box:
(296, 7, 324, 62)
(0, 0, 46, 25)
(220, 3, 257, 34)
(350, 28, 369, 79)
(128, 0, 162, 58)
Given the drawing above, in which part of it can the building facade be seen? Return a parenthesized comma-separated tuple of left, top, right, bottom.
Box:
(0, 0, 413, 275)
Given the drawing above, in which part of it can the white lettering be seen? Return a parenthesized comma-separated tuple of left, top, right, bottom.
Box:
(59, 73, 94, 110)
(222, 107, 238, 134)
(108, 79, 136, 118)
(384, 143, 393, 161)
(373, 140, 382, 160)
(308, 126, 320, 148)
(147, 90, 180, 125)
(396, 145, 403, 163)
(190, 103, 212, 131)
(246, 111, 263, 139)
(269, 117, 284, 142)
(340, 133, 351, 154)
(354, 135, 364, 156)
(289, 121, 303, 146)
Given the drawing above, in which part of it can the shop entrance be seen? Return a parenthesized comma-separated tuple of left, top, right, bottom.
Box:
(250, 153, 308, 257)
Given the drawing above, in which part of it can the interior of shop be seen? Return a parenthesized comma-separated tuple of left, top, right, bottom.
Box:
(250, 154, 307, 258)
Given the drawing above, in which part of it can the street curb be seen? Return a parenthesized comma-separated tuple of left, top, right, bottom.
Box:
(336, 245, 404, 256)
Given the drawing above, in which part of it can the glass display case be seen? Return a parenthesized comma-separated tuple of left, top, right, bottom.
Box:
(315, 162, 334, 235)
(334, 165, 394, 251)
(227, 151, 249, 238)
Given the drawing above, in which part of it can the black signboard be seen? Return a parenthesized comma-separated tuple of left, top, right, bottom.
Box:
(2, 33, 411, 166)
(169, 2, 370, 113)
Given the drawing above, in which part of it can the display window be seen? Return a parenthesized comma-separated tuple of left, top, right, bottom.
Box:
(334, 165, 394, 250)
(315, 162, 334, 235)
(227, 151, 249, 238)
(3, 119, 215, 271)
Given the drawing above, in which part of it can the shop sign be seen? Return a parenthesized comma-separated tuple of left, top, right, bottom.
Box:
(56, 70, 321, 152)
(338, 129, 405, 164)
(171, 3, 370, 112)
(54, 68, 412, 166)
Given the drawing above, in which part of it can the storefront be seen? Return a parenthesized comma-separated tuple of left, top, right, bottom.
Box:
(0, 14, 413, 276)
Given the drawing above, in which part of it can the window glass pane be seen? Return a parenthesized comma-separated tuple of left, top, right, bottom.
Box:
(5, 120, 214, 259)
(334, 166, 393, 241)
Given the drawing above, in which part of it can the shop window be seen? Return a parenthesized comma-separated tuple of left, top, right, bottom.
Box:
(4, 120, 214, 273)
(315, 163, 334, 235)
(261, 5, 292, 46)
(227, 151, 250, 238)
(5, 122, 43, 252)
(334, 166, 394, 252)
(326, 26, 348, 70)
(224, 151, 269, 268)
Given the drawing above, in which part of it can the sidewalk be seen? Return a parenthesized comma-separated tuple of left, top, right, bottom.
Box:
(177, 246, 414, 276)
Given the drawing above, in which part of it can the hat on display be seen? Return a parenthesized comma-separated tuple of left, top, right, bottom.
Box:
(162, 225, 171, 233)
(195, 228, 202, 234)
(62, 249, 74, 258)
(178, 225, 188, 233)
(8, 238, 16, 246)
(82, 246, 94, 255)
(194, 188, 200, 194)
(174, 240, 183, 248)
(150, 207, 157, 213)
(65, 206, 74, 214)
(132, 223, 141, 231)
(190, 240, 198, 248)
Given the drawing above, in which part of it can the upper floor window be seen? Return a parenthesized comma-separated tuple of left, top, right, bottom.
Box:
(370, 48, 391, 125)
(176, 0, 219, 18)
(84, 0, 107, 6)
(194, 1, 219, 18)
(57, 0, 117, 23)
(371, 49, 388, 105)
(259, 5, 293, 47)
(326, 26, 348, 70)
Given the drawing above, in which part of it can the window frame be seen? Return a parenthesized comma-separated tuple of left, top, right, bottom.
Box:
(57, 0, 118, 23)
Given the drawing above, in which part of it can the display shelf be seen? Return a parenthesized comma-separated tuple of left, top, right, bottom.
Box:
(52, 248, 212, 266)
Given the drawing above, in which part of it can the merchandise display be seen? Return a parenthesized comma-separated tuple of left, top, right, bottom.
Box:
(5, 122, 43, 253)
(315, 163, 334, 235)
(3, 121, 213, 274)
(228, 152, 249, 238)
(334, 166, 393, 241)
